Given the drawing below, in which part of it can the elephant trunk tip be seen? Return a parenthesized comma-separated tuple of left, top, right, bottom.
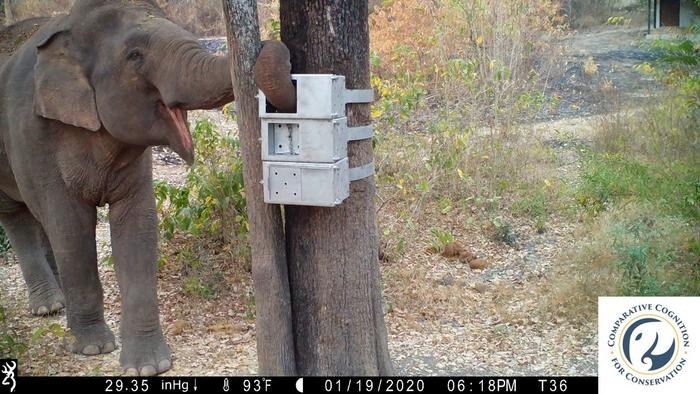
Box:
(254, 41, 297, 114)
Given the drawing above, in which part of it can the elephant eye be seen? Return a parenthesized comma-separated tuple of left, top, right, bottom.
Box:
(127, 49, 143, 62)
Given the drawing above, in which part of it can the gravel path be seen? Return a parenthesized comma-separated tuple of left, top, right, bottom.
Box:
(541, 27, 659, 120)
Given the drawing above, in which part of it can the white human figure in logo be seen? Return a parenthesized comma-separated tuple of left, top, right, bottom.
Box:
(1, 361, 16, 393)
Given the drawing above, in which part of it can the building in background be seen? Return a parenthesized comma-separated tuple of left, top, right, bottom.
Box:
(649, 0, 700, 29)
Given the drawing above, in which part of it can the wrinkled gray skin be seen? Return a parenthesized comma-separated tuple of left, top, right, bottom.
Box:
(0, 0, 295, 376)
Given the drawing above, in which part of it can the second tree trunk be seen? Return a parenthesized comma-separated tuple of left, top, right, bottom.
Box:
(280, 0, 392, 375)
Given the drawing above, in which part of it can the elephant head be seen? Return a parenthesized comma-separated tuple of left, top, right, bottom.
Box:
(32, 0, 296, 165)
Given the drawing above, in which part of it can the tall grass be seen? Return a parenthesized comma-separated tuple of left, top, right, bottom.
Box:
(370, 0, 566, 242)
(370, 0, 563, 127)
(547, 38, 700, 321)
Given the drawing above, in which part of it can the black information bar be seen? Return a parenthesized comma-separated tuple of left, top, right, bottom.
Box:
(13, 376, 596, 394)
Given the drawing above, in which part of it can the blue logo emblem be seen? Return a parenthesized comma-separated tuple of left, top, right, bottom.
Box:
(622, 317, 676, 372)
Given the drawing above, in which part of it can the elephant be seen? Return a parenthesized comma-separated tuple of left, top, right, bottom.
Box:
(0, 0, 296, 376)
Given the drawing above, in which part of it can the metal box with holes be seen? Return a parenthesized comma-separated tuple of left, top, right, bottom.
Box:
(262, 159, 349, 207)
(262, 117, 349, 163)
(259, 74, 374, 207)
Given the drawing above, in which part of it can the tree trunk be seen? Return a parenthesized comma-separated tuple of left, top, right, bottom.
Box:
(280, 0, 392, 375)
(4, 0, 13, 26)
(221, 0, 296, 375)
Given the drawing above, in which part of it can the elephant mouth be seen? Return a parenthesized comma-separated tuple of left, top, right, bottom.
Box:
(159, 102, 194, 165)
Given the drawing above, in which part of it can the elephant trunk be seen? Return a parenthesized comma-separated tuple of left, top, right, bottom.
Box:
(148, 34, 234, 111)
(146, 20, 297, 113)
(254, 41, 297, 113)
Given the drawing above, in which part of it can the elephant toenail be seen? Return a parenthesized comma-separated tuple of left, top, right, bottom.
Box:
(140, 365, 157, 376)
(102, 342, 116, 353)
(37, 306, 49, 315)
(158, 359, 172, 373)
(124, 368, 139, 376)
(82, 344, 100, 355)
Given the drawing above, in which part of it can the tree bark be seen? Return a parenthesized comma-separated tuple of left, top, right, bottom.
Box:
(221, 0, 296, 375)
(4, 0, 13, 26)
(280, 0, 392, 375)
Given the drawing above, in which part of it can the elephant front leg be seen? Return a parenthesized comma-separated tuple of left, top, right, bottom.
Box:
(109, 187, 171, 376)
(41, 201, 115, 355)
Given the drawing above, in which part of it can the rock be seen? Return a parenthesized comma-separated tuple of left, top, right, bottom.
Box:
(441, 241, 464, 258)
(469, 258, 490, 270)
(169, 320, 187, 336)
(438, 274, 456, 286)
(458, 250, 478, 263)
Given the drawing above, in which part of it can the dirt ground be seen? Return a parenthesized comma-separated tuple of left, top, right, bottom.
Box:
(0, 26, 658, 375)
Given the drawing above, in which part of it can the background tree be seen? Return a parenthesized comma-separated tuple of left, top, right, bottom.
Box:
(3, 0, 12, 26)
(221, 0, 296, 375)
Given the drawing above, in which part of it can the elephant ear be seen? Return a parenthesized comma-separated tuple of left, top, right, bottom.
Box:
(33, 30, 101, 132)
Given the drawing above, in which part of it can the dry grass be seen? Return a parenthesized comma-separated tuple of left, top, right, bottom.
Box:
(544, 202, 700, 324)
(370, 2, 574, 313)
(562, 0, 647, 29)
(4, 0, 72, 22)
(370, 0, 564, 126)
(544, 61, 700, 323)
(591, 96, 699, 164)
(3, 0, 280, 36)
(370, 0, 569, 230)
(583, 57, 598, 77)
(541, 214, 621, 325)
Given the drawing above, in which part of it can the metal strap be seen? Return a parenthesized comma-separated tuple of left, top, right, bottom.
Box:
(344, 89, 375, 104)
(347, 125, 374, 141)
(349, 162, 375, 181)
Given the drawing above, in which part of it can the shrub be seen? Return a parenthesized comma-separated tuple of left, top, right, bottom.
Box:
(155, 120, 248, 244)
(577, 153, 699, 220)
(0, 226, 10, 254)
(429, 227, 455, 253)
(609, 208, 699, 296)
(370, 0, 566, 226)
(0, 304, 28, 358)
(155, 120, 248, 299)
(370, 0, 563, 127)
(549, 35, 700, 321)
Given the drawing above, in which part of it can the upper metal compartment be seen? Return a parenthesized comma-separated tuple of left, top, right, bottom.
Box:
(258, 74, 374, 120)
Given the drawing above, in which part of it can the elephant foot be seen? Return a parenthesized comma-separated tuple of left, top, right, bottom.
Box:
(29, 287, 65, 316)
(120, 332, 172, 376)
(64, 322, 116, 356)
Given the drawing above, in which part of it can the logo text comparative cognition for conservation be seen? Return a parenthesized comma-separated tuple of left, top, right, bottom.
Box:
(599, 297, 698, 394)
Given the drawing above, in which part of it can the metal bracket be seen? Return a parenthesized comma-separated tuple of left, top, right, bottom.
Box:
(347, 125, 374, 141)
(344, 89, 375, 105)
(349, 162, 375, 181)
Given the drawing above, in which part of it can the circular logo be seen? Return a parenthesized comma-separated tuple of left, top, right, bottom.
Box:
(606, 302, 691, 387)
(621, 317, 678, 373)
